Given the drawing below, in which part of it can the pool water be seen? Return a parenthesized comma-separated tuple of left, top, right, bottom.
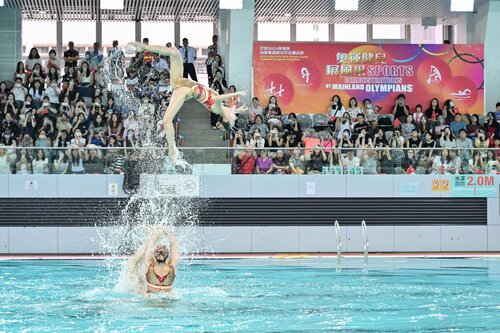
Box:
(1, 258, 500, 332)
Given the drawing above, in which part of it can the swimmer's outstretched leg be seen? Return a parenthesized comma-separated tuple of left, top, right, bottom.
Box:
(128, 42, 183, 83)
(163, 87, 191, 164)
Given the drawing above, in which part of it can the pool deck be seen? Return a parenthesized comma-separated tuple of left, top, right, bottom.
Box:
(1, 252, 500, 260)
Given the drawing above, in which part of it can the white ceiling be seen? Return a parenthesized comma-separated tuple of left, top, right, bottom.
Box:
(2, 0, 492, 24)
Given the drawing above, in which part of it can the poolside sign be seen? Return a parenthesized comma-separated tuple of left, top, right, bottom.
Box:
(451, 175, 498, 197)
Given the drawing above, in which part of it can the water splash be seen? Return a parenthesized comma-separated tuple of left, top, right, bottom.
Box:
(95, 48, 203, 294)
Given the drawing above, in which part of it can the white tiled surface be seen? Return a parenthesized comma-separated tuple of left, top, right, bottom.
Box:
(252, 226, 300, 252)
(0, 228, 8, 254)
(487, 198, 500, 225)
(204, 226, 252, 253)
(8, 227, 58, 253)
(0, 225, 498, 254)
(346, 175, 394, 197)
(441, 226, 488, 252)
(201, 175, 252, 197)
(298, 176, 347, 197)
(299, 226, 343, 252)
(57, 227, 103, 254)
(394, 226, 441, 252)
(488, 226, 500, 251)
(0, 175, 8, 197)
(251, 175, 300, 197)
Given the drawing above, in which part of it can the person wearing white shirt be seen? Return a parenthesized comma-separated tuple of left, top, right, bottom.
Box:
(178, 38, 198, 82)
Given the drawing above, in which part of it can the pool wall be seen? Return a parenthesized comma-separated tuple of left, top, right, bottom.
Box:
(0, 174, 498, 254)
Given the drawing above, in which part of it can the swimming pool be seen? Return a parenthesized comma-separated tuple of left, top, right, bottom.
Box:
(1, 258, 500, 332)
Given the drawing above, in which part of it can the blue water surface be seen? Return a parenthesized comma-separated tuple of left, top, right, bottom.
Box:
(1, 257, 500, 332)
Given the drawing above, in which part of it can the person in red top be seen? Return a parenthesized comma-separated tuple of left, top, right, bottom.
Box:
(238, 145, 257, 174)
(129, 42, 248, 164)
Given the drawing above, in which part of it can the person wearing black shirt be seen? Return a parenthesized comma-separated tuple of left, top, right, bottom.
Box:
(392, 93, 410, 124)
(63, 41, 80, 69)
(353, 113, 370, 140)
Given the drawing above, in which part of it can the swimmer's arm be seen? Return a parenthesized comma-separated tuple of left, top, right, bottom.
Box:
(213, 91, 247, 103)
(164, 228, 179, 269)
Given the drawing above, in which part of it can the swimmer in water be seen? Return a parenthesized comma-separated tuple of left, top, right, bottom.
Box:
(128, 42, 248, 164)
(127, 226, 178, 294)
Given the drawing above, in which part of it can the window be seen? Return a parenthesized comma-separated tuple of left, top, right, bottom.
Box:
(296, 23, 329, 41)
(22, 20, 57, 56)
(102, 21, 135, 49)
(142, 22, 175, 46)
(410, 25, 443, 44)
(258, 23, 291, 41)
(334, 24, 367, 42)
(62, 21, 96, 47)
(372, 24, 405, 40)
(180, 22, 214, 47)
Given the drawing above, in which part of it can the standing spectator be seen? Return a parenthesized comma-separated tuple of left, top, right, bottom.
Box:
(28, 63, 45, 88)
(392, 94, 410, 125)
(206, 35, 218, 85)
(26, 48, 42, 72)
(108, 40, 125, 79)
(211, 55, 225, 81)
(179, 38, 198, 81)
(63, 41, 80, 70)
(13, 62, 27, 86)
(47, 50, 62, 73)
(264, 96, 283, 131)
(69, 149, 84, 174)
(77, 61, 94, 99)
(248, 97, 263, 123)
(456, 129, 473, 171)
(346, 97, 361, 121)
(89, 42, 104, 73)
(360, 149, 378, 174)
(153, 53, 169, 73)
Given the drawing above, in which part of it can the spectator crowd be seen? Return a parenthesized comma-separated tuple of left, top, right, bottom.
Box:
(231, 93, 500, 175)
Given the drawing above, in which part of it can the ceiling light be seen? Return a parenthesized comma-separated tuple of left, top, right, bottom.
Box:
(39, 10, 46, 14)
(335, 0, 358, 10)
(100, 0, 124, 10)
(284, 13, 291, 17)
(219, 0, 243, 9)
(450, 0, 474, 12)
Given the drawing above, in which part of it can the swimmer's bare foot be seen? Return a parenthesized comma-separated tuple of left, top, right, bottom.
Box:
(168, 147, 179, 165)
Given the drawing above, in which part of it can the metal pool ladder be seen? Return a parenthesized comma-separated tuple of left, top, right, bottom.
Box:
(334, 220, 342, 267)
(361, 220, 369, 267)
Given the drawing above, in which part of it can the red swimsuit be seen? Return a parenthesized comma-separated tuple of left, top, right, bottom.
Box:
(192, 84, 216, 110)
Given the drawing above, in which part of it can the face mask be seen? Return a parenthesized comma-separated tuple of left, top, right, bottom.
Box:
(61, 102, 68, 106)
(127, 133, 133, 140)
(43, 103, 49, 107)
(51, 84, 57, 88)
(15, 84, 21, 88)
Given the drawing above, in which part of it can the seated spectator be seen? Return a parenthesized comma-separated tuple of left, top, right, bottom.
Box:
(306, 146, 327, 174)
(256, 150, 273, 174)
(238, 144, 257, 174)
(335, 112, 353, 140)
(401, 149, 417, 174)
(13, 62, 27, 86)
(362, 98, 377, 122)
(1, 128, 16, 146)
(0, 145, 11, 174)
(249, 115, 269, 138)
(267, 128, 283, 151)
(12, 78, 27, 108)
(46, 66, 59, 84)
(53, 129, 70, 148)
(108, 113, 124, 139)
(72, 112, 89, 138)
(54, 150, 70, 174)
(32, 149, 49, 174)
(401, 115, 416, 140)
(44, 79, 61, 110)
(84, 145, 103, 173)
(327, 148, 342, 169)
(406, 129, 421, 149)
(283, 113, 302, 138)
(225, 85, 241, 109)
(412, 104, 424, 123)
(77, 61, 95, 99)
(29, 80, 44, 109)
(289, 148, 306, 174)
(1, 113, 18, 137)
(28, 63, 45, 88)
(16, 154, 32, 174)
(417, 115, 431, 139)
(360, 149, 378, 174)
(321, 131, 336, 154)
(250, 131, 265, 149)
(391, 136, 406, 173)
(439, 126, 456, 148)
(443, 99, 458, 123)
(211, 54, 225, 81)
(468, 150, 484, 174)
(328, 95, 345, 120)
(264, 96, 283, 131)
(425, 98, 443, 120)
(90, 129, 107, 147)
(35, 129, 52, 154)
(302, 129, 320, 158)
(419, 131, 436, 161)
(485, 150, 499, 173)
(456, 129, 473, 163)
(431, 148, 449, 174)
(70, 129, 87, 148)
(466, 114, 481, 140)
(433, 115, 447, 138)
(445, 149, 461, 174)
(69, 148, 84, 174)
(338, 129, 354, 153)
(484, 112, 500, 145)
(346, 97, 361, 121)
(342, 150, 360, 169)
(355, 128, 373, 153)
(372, 128, 388, 148)
(353, 113, 370, 139)
(59, 95, 74, 116)
(272, 149, 289, 174)
(450, 113, 466, 138)
(392, 94, 410, 124)
(0, 82, 8, 110)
